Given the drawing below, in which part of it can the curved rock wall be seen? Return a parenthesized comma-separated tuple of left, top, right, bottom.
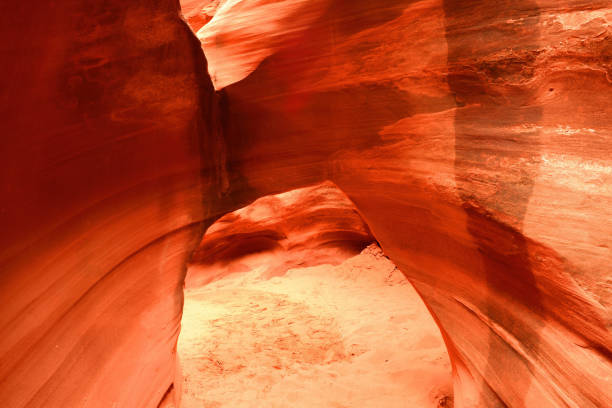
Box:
(181, 0, 221, 32)
(200, 0, 612, 406)
(1, 0, 610, 407)
(188, 181, 374, 287)
(0, 0, 223, 406)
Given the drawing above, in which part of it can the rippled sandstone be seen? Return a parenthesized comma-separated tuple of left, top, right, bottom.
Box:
(0, 0, 610, 407)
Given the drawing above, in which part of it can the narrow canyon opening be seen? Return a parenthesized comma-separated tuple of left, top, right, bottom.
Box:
(174, 6, 456, 406)
(175, 183, 453, 407)
(2, 1, 610, 407)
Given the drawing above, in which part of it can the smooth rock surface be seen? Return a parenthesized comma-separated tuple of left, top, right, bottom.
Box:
(0, 0, 610, 407)
(0, 1, 223, 407)
(195, 0, 612, 406)
(188, 182, 374, 286)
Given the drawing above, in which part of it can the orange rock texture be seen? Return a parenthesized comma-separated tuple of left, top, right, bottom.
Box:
(200, 1, 612, 406)
(0, 1, 222, 406)
(0, 0, 610, 407)
(188, 182, 374, 287)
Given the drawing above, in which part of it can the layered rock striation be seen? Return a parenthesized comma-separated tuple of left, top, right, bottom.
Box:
(198, 0, 612, 406)
(0, 0, 610, 407)
(0, 0, 223, 406)
(188, 182, 374, 287)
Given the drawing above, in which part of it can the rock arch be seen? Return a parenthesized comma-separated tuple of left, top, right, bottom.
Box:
(0, 0, 610, 407)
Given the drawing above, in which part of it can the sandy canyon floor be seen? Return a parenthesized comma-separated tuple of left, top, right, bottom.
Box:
(177, 245, 453, 407)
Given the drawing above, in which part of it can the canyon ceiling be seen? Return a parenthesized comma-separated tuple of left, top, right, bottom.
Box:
(0, 0, 611, 407)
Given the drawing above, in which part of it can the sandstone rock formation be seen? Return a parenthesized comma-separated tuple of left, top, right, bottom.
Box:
(0, 1, 223, 406)
(0, 0, 610, 407)
(181, 0, 221, 32)
(200, 0, 612, 406)
(188, 182, 374, 286)
(194, 0, 328, 89)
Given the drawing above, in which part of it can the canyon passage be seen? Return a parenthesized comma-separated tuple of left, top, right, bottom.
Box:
(175, 183, 452, 407)
(0, 0, 611, 407)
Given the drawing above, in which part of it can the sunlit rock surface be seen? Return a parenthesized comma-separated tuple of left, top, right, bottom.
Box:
(0, 0, 610, 407)
(195, 0, 612, 406)
(188, 182, 373, 287)
(180, 0, 221, 32)
(195, 0, 327, 89)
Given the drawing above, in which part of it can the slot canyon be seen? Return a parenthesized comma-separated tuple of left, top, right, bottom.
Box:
(176, 182, 452, 407)
(0, 0, 610, 407)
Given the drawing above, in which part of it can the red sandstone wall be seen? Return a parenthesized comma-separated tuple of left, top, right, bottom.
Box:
(0, 1, 224, 406)
(201, 0, 612, 406)
(0, 0, 610, 407)
(188, 182, 374, 287)
(181, 0, 221, 32)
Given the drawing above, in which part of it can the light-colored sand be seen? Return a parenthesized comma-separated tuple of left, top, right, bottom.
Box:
(177, 245, 453, 407)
